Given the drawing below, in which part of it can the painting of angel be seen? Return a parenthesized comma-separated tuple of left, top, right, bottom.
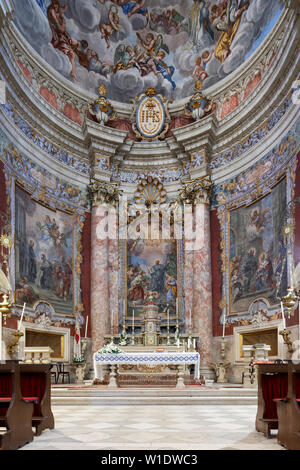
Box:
(99, 5, 121, 48)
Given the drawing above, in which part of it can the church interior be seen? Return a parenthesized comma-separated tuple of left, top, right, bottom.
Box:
(0, 0, 300, 453)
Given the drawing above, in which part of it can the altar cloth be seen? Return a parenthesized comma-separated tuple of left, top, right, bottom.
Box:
(93, 352, 200, 381)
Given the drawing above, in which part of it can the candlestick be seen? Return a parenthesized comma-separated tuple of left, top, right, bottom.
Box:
(19, 303, 26, 330)
(281, 302, 286, 330)
(222, 310, 226, 338)
(85, 316, 89, 338)
(131, 309, 135, 345)
(167, 308, 169, 332)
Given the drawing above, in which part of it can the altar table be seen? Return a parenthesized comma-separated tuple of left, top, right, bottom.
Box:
(93, 352, 200, 388)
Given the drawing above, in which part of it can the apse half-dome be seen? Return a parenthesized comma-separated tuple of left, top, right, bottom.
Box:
(12, 0, 283, 104)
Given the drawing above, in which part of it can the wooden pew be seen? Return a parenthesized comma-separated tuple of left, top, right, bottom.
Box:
(255, 363, 289, 438)
(0, 361, 35, 450)
(20, 364, 55, 436)
(276, 363, 300, 450)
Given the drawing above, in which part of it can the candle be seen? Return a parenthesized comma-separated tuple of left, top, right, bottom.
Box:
(190, 310, 192, 329)
(176, 298, 178, 318)
(222, 314, 226, 338)
(193, 339, 196, 350)
(132, 309, 135, 332)
(281, 302, 286, 330)
(167, 308, 169, 331)
(19, 303, 26, 330)
(85, 316, 89, 338)
(177, 338, 180, 348)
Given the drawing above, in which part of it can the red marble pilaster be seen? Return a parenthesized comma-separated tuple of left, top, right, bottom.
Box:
(184, 200, 213, 366)
(91, 205, 110, 352)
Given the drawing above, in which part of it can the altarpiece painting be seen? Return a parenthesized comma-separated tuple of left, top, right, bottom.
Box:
(229, 178, 287, 315)
(15, 186, 74, 315)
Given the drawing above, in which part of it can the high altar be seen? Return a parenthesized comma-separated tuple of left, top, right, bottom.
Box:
(89, 176, 213, 384)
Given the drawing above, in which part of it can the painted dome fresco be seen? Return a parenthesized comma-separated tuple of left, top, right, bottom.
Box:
(13, 0, 283, 103)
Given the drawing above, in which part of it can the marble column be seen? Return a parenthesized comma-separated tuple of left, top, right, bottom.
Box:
(91, 205, 110, 352)
(184, 184, 213, 375)
(108, 222, 119, 335)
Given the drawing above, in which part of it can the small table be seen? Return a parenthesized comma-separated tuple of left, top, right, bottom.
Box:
(93, 352, 200, 388)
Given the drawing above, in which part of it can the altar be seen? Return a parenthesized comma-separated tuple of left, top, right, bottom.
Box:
(93, 351, 200, 388)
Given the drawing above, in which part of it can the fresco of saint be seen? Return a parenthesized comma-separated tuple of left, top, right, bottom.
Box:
(182, 0, 215, 51)
(215, 0, 250, 63)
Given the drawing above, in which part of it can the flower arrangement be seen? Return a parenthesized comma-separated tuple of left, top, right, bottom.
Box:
(119, 332, 128, 346)
(98, 342, 123, 354)
(72, 356, 86, 364)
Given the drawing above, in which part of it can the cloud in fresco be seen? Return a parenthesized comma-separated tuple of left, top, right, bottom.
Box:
(12, 0, 282, 102)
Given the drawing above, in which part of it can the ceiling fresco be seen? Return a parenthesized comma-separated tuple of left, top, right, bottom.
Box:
(13, 0, 283, 103)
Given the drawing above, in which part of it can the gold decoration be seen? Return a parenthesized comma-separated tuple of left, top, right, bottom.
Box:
(0, 234, 12, 249)
(89, 178, 123, 207)
(134, 176, 167, 207)
(281, 287, 298, 318)
(131, 89, 171, 141)
(279, 329, 294, 354)
(6, 331, 24, 356)
(179, 175, 212, 205)
(0, 293, 13, 325)
(145, 87, 157, 97)
(98, 83, 107, 96)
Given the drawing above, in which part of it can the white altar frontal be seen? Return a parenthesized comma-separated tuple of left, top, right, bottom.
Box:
(93, 350, 200, 388)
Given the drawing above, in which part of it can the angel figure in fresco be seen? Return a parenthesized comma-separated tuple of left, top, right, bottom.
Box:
(99, 5, 121, 49)
(192, 50, 213, 84)
(149, 11, 165, 33)
(149, 51, 176, 89)
(47, 0, 79, 81)
(162, 8, 185, 35)
(117, 0, 148, 18)
(131, 45, 150, 75)
(246, 207, 271, 242)
(36, 216, 67, 252)
(215, 0, 250, 63)
(136, 31, 157, 57)
(113, 44, 136, 72)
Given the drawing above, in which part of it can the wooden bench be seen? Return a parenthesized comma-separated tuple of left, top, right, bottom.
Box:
(255, 363, 289, 438)
(275, 363, 300, 450)
(0, 361, 35, 450)
(20, 364, 55, 436)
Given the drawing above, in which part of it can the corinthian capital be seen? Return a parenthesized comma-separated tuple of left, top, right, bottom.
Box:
(88, 179, 122, 208)
(179, 175, 212, 205)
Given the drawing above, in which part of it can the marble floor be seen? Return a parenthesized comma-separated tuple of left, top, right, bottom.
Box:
(21, 404, 283, 450)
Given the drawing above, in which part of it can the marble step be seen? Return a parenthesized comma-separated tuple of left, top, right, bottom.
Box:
(51, 395, 257, 406)
(52, 388, 257, 397)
